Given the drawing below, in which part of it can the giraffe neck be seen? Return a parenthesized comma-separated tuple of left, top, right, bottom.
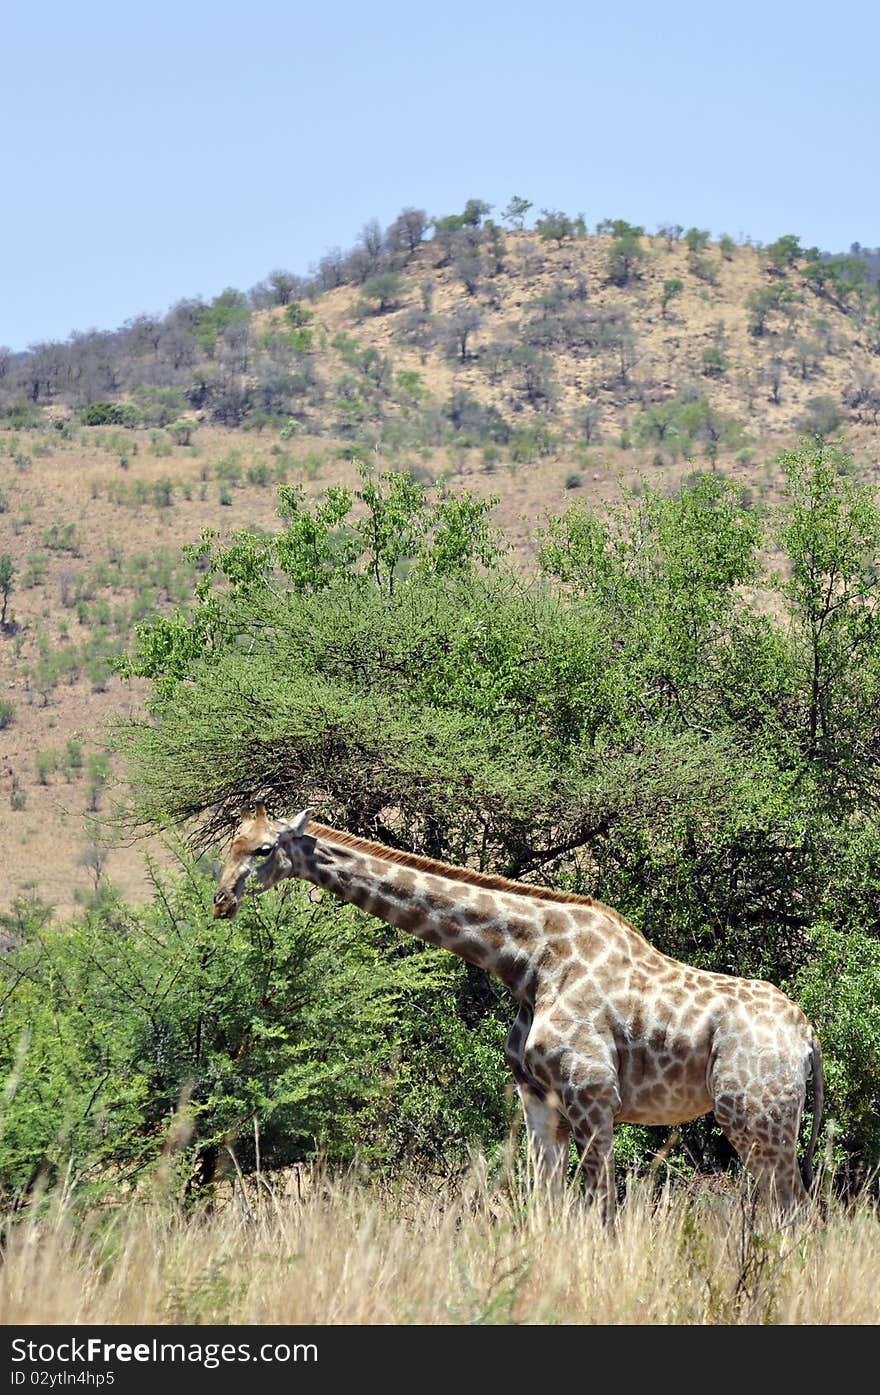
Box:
(300, 825, 541, 997)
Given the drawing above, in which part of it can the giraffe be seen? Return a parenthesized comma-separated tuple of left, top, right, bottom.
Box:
(213, 804, 824, 1222)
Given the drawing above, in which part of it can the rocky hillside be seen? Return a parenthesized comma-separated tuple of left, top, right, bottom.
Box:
(4, 216, 880, 467)
(2, 215, 880, 917)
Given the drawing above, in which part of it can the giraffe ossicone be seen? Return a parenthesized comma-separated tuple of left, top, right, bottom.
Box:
(213, 806, 824, 1222)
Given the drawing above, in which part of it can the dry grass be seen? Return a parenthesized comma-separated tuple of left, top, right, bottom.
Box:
(1, 1160, 878, 1325)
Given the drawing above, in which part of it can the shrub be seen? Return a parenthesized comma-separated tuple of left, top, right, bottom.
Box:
(0, 867, 509, 1193)
(80, 402, 139, 427)
(799, 395, 845, 440)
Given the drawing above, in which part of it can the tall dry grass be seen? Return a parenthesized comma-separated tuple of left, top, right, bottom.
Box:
(1, 1157, 878, 1325)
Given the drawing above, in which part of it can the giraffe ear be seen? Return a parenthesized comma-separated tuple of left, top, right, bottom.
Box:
(290, 808, 312, 837)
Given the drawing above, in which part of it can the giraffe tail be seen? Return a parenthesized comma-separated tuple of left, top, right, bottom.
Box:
(800, 1032, 825, 1192)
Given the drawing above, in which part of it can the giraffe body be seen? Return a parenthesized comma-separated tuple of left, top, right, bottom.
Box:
(214, 807, 823, 1220)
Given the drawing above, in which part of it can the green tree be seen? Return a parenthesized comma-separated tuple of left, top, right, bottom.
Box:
(284, 300, 314, 329)
(746, 282, 796, 336)
(766, 234, 803, 271)
(536, 209, 578, 248)
(501, 195, 532, 229)
(195, 289, 250, 356)
(803, 257, 867, 310)
(167, 418, 196, 447)
(361, 273, 404, 314)
(684, 227, 710, 254)
(775, 442, 880, 775)
(0, 553, 14, 627)
(461, 198, 492, 227)
(661, 277, 684, 319)
(605, 229, 646, 286)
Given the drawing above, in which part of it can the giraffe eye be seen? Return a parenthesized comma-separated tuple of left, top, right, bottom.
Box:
(255, 844, 274, 857)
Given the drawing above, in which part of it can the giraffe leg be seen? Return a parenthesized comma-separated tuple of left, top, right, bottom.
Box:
(714, 1095, 810, 1221)
(505, 1008, 570, 1200)
(564, 1088, 617, 1224)
(515, 1082, 571, 1201)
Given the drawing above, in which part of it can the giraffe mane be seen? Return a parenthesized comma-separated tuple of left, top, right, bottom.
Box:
(309, 822, 637, 920)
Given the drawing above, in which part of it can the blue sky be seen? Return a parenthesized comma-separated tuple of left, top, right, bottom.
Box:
(3, 0, 878, 352)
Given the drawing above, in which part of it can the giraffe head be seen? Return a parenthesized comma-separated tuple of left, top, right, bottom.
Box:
(213, 804, 313, 918)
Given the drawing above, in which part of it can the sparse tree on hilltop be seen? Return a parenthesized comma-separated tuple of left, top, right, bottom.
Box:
(766, 235, 803, 271)
(462, 199, 492, 228)
(501, 195, 532, 229)
(685, 228, 711, 254)
(603, 224, 646, 287)
(658, 223, 684, 248)
(536, 209, 578, 248)
(385, 208, 428, 258)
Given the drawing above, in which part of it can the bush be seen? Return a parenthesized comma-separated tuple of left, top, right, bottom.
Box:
(80, 402, 139, 427)
(0, 867, 509, 1195)
(794, 925, 880, 1184)
(799, 395, 845, 440)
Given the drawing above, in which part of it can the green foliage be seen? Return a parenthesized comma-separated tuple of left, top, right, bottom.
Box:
(42, 522, 80, 554)
(2, 399, 42, 428)
(684, 228, 710, 253)
(746, 282, 797, 335)
(766, 234, 803, 270)
(194, 289, 250, 355)
(775, 442, 880, 777)
(803, 257, 868, 309)
(129, 385, 187, 428)
(661, 277, 684, 318)
(461, 198, 492, 227)
(501, 195, 532, 229)
(0, 865, 508, 1197)
(794, 921, 880, 1180)
(0, 553, 14, 625)
(102, 451, 880, 1186)
(798, 395, 845, 440)
(360, 273, 404, 314)
(605, 229, 646, 287)
(633, 396, 745, 460)
(284, 300, 314, 329)
(701, 345, 729, 377)
(80, 402, 139, 427)
(688, 253, 719, 286)
(167, 419, 196, 446)
(536, 209, 583, 247)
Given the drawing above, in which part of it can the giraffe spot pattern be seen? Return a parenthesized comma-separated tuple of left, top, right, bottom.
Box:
(217, 815, 824, 1221)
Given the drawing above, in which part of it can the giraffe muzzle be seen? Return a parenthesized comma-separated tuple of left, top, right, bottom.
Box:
(213, 888, 238, 919)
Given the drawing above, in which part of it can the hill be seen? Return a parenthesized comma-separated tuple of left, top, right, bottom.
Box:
(2, 213, 880, 915)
